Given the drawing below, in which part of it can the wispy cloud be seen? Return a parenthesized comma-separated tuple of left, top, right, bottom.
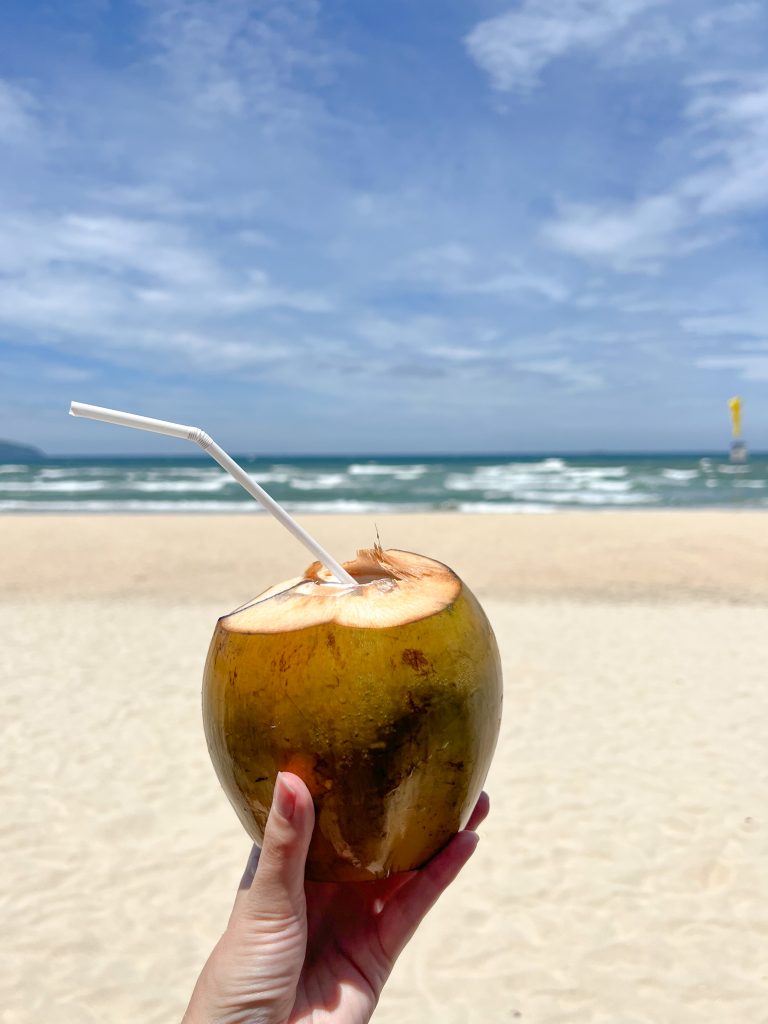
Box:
(42, 364, 97, 383)
(541, 195, 687, 272)
(395, 244, 570, 301)
(467, 271, 570, 302)
(142, 0, 336, 119)
(684, 74, 768, 215)
(541, 72, 768, 271)
(465, 0, 665, 92)
(0, 78, 39, 144)
(465, 0, 763, 93)
(608, 2, 762, 64)
(697, 352, 768, 381)
(682, 310, 768, 340)
(0, 208, 333, 379)
(517, 357, 605, 390)
(693, 2, 762, 34)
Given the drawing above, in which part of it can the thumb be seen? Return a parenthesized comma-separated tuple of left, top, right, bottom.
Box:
(243, 772, 315, 920)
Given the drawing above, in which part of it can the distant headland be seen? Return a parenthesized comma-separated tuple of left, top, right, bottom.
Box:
(0, 440, 44, 461)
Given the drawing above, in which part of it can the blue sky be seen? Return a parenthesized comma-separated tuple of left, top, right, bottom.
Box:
(1, 0, 767, 454)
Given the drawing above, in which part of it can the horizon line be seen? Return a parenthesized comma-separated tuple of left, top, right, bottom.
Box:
(10, 448, 768, 461)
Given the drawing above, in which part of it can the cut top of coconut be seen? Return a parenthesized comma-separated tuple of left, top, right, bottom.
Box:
(221, 547, 462, 632)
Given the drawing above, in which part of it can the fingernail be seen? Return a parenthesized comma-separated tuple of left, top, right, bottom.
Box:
(274, 772, 296, 821)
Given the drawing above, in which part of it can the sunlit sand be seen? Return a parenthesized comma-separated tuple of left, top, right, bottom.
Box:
(3, 513, 767, 1022)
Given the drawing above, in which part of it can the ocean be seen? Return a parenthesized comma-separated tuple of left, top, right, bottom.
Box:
(1, 453, 767, 513)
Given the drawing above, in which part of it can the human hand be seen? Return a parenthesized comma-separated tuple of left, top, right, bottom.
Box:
(182, 772, 489, 1024)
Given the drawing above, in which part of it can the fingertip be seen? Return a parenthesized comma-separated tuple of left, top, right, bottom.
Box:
(273, 772, 297, 820)
(465, 790, 490, 833)
(453, 828, 480, 861)
(421, 827, 480, 895)
(273, 771, 315, 826)
(263, 771, 315, 852)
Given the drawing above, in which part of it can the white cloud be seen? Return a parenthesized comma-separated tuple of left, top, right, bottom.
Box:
(142, 0, 336, 119)
(610, 3, 762, 64)
(0, 209, 330, 309)
(350, 313, 605, 392)
(465, 1, 763, 93)
(541, 195, 687, 271)
(684, 77, 768, 215)
(65, 215, 216, 286)
(0, 211, 212, 283)
(424, 344, 489, 364)
(0, 207, 333, 368)
(216, 269, 332, 313)
(400, 243, 474, 279)
(607, 14, 686, 64)
(681, 312, 768, 338)
(517, 357, 604, 390)
(694, 2, 762, 34)
(238, 228, 273, 247)
(541, 74, 768, 270)
(356, 314, 487, 353)
(467, 270, 570, 302)
(88, 183, 206, 216)
(696, 354, 768, 380)
(0, 79, 39, 144)
(396, 244, 569, 301)
(465, 0, 665, 92)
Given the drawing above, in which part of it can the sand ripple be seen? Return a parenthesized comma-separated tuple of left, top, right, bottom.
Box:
(2, 599, 767, 1022)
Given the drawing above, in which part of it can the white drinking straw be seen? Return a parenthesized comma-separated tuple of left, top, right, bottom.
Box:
(69, 401, 357, 586)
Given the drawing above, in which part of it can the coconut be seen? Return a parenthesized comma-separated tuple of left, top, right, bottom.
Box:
(203, 546, 503, 881)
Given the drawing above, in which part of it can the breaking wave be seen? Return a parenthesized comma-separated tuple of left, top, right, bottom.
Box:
(2, 454, 767, 512)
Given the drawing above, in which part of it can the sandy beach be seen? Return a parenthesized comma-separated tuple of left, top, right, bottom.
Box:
(2, 512, 768, 1023)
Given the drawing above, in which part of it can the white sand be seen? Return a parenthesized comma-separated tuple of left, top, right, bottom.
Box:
(2, 514, 767, 1023)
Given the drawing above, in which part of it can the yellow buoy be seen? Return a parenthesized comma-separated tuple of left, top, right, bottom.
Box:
(729, 396, 742, 438)
(728, 396, 747, 463)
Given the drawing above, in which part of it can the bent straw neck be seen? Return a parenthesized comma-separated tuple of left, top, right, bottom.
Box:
(68, 402, 357, 586)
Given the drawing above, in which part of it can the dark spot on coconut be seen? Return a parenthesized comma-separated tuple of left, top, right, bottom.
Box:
(320, 688, 469, 859)
(405, 690, 433, 714)
(312, 753, 333, 782)
(401, 648, 432, 676)
(354, 691, 438, 804)
(447, 760, 465, 771)
(326, 633, 337, 651)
